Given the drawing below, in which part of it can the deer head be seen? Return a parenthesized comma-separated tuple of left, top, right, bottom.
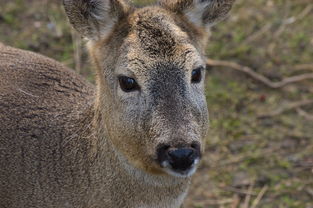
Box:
(63, 0, 235, 177)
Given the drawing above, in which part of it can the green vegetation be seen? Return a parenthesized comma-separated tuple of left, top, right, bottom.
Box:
(1, 0, 312, 207)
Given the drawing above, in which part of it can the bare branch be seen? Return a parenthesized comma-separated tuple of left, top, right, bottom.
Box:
(243, 182, 255, 208)
(223, 186, 257, 197)
(296, 4, 313, 20)
(294, 64, 313, 71)
(230, 194, 240, 208)
(193, 198, 234, 206)
(251, 186, 269, 208)
(274, 4, 312, 37)
(244, 23, 272, 44)
(207, 59, 313, 88)
(297, 108, 313, 121)
(258, 100, 313, 118)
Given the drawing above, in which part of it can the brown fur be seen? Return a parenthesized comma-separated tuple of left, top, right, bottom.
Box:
(0, 0, 235, 207)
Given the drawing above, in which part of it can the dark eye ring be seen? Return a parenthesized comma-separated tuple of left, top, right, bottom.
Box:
(191, 67, 203, 83)
(118, 76, 140, 92)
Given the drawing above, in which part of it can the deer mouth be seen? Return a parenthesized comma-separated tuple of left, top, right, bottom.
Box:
(161, 158, 200, 178)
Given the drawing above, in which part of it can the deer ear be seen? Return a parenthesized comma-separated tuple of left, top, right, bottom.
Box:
(63, 0, 131, 40)
(159, 0, 235, 29)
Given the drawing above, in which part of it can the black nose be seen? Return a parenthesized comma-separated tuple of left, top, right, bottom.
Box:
(168, 148, 198, 171)
(157, 143, 201, 171)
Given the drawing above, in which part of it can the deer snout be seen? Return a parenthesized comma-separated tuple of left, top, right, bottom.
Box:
(157, 143, 201, 177)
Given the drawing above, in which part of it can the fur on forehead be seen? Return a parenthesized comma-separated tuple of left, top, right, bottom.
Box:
(114, 8, 204, 74)
(129, 7, 195, 58)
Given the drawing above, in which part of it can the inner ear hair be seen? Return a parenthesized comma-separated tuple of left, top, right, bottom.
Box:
(159, 0, 236, 28)
(63, 0, 131, 40)
(199, 0, 236, 26)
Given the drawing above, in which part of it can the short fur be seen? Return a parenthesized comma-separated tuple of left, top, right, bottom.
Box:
(0, 0, 235, 207)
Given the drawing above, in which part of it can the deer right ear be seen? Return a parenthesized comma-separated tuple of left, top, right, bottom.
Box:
(63, 0, 131, 40)
(159, 0, 235, 30)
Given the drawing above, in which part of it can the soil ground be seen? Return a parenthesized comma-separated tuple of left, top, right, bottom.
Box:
(1, 0, 312, 207)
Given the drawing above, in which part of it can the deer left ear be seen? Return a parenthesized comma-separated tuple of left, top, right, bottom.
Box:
(159, 0, 235, 30)
(63, 0, 131, 40)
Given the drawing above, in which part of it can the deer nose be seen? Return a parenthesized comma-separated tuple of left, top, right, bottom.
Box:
(157, 143, 201, 172)
(168, 148, 197, 171)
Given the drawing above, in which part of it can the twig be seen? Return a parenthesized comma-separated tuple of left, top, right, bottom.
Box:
(224, 186, 257, 197)
(231, 194, 240, 208)
(242, 181, 255, 208)
(294, 0, 313, 4)
(273, 1, 291, 38)
(251, 186, 269, 208)
(274, 4, 312, 38)
(207, 59, 313, 88)
(296, 4, 313, 21)
(244, 23, 272, 44)
(194, 198, 234, 206)
(258, 100, 313, 118)
(212, 146, 282, 169)
(294, 64, 313, 71)
(297, 108, 313, 121)
(211, 154, 246, 168)
(306, 188, 313, 198)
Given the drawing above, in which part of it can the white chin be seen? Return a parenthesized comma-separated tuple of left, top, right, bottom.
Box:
(161, 159, 199, 178)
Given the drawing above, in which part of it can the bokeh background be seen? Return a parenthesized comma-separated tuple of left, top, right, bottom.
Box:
(1, 0, 312, 207)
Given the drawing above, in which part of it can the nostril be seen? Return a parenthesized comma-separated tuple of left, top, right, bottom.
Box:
(156, 144, 171, 164)
(191, 142, 201, 158)
(191, 142, 200, 151)
(160, 144, 171, 151)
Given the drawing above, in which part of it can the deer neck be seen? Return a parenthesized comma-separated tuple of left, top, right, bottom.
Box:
(88, 106, 191, 207)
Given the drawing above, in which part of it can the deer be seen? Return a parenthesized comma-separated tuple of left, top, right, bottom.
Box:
(0, 0, 235, 207)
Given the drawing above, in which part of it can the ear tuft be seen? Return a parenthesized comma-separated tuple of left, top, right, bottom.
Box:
(63, 0, 131, 40)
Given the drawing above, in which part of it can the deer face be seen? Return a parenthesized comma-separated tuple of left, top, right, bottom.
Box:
(64, 0, 235, 177)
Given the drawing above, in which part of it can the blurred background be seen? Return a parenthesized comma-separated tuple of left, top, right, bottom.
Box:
(0, 0, 312, 207)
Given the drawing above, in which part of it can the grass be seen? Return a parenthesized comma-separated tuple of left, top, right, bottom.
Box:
(1, 0, 312, 207)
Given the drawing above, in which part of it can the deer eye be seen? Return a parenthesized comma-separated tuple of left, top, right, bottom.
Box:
(118, 76, 139, 92)
(191, 67, 203, 83)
